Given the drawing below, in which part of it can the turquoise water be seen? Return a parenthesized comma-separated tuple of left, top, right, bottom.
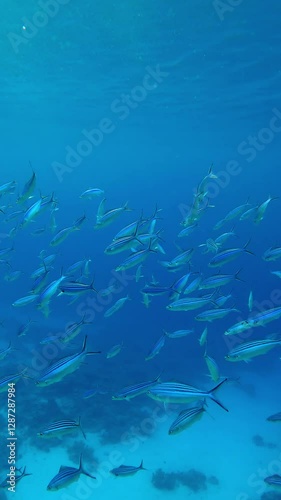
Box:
(1, 1, 281, 499)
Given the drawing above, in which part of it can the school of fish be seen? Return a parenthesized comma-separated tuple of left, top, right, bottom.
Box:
(0, 166, 280, 493)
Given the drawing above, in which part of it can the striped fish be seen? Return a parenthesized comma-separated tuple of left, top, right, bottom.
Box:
(240, 206, 258, 221)
(35, 336, 101, 386)
(95, 201, 131, 229)
(147, 379, 228, 411)
(248, 291, 254, 312)
(12, 294, 39, 307)
(38, 416, 86, 439)
(50, 226, 78, 247)
(115, 242, 156, 272)
(113, 217, 148, 240)
(106, 343, 123, 359)
(112, 375, 161, 400)
(169, 404, 206, 435)
(215, 227, 237, 246)
(59, 315, 91, 344)
(214, 292, 232, 308)
(164, 329, 193, 339)
(104, 295, 130, 318)
(0, 180, 16, 196)
(0, 341, 15, 360)
(183, 276, 202, 295)
(105, 232, 143, 255)
(47, 454, 96, 490)
(0, 369, 27, 393)
(204, 348, 220, 382)
(167, 296, 214, 312)
(251, 306, 281, 327)
(199, 327, 208, 346)
(208, 242, 253, 268)
(145, 333, 166, 361)
(266, 412, 281, 422)
(110, 460, 145, 476)
(195, 307, 240, 322)
(141, 285, 173, 296)
(200, 270, 242, 290)
(83, 385, 108, 399)
(225, 338, 281, 362)
(58, 280, 97, 296)
(264, 474, 281, 487)
(263, 246, 281, 262)
(177, 223, 197, 238)
(17, 167, 36, 204)
(80, 188, 104, 199)
(0, 466, 31, 489)
(224, 319, 253, 336)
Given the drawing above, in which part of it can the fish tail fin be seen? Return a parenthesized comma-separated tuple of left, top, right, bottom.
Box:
(21, 466, 32, 478)
(151, 203, 163, 221)
(204, 342, 208, 357)
(155, 228, 165, 242)
(80, 454, 96, 479)
(20, 366, 33, 380)
(209, 394, 229, 412)
(78, 417, 87, 440)
(208, 377, 228, 393)
(208, 163, 217, 179)
(81, 336, 88, 353)
(90, 282, 98, 292)
(82, 313, 92, 326)
(235, 268, 244, 282)
(124, 201, 132, 211)
(208, 378, 228, 412)
(139, 460, 146, 470)
(154, 370, 163, 383)
(79, 453, 83, 471)
(243, 238, 255, 255)
(148, 239, 158, 253)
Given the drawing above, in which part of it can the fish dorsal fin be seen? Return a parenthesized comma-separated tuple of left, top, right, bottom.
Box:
(59, 465, 70, 472)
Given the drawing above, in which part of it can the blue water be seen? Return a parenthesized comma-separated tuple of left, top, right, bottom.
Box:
(1, 1, 281, 499)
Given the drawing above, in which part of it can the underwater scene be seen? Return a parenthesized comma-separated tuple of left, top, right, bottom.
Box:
(1, 1, 281, 499)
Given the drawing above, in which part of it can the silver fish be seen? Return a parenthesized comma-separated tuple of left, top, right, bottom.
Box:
(110, 460, 145, 477)
(225, 338, 281, 362)
(80, 188, 104, 199)
(147, 379, 228, 411)
(104, 296, 130, 318)
(36, 336, 101, 386)
(112, 375, 161, 400)
(164, 329, 193, 339)
(106, 343, 123, 359)
(169, 404, 206, 435)
(167, 296, 214, 312)
(38, 416, 86, 439)
(195, 307, 240, 322)
(145, 333, 166, 361)
(47, 454, 95, 490)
